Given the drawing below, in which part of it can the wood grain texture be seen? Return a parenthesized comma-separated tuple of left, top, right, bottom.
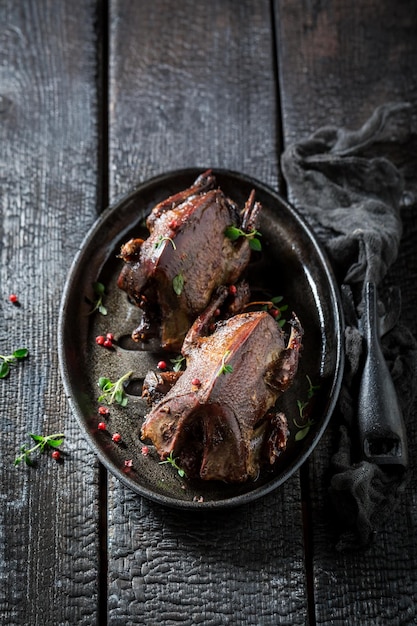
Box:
(107, 1, 307, 624)
(0, 1, 102, 624)
(275, 1, 417, 624)
(275, 0, 417, 144)
(108, 0, 282, 201)
(107, 486, 307, 625)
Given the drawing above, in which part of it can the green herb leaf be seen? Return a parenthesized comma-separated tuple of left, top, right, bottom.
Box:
(98, 377, 111, 390)
(172, 273, 184, 296)
(159, 451, 187, 478)
(293, 375, 320, 443)
(249, 238, 262, 252)
(0, 362, 10, 378)
(170, 354, 186, 372)
(224, 226, 241, 241)
(13, 348, 29, 359)
(0, 347, 29, 378)
(30, 434, 45, 444)
(225, 226, 262, 251)
(97, 371, 133, 406)
(306, 375, 320, 399)
(217, 350, 233, 376)
(93, 282, 105, 295)
(15, 433, 65, 467)
(47, 438, 64, 448)
(295, 426, 310, 441)
(88, 282, 107, 316)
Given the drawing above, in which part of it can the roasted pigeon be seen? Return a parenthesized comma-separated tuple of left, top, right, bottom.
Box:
(141, 287, 303, 483)
(117, 171, 261, 352)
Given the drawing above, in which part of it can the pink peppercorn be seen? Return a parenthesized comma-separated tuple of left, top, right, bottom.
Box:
(51, 450, 60, 461)
(98, 406, 109, 416)
(97, 422, 107, 431)
(191, 378, 201, 387)
(9, 294, 18, 304)
(157, 360, 167, 370)
(229, 285, 237, 296)
(96, 335, 105, 345)
(112, 433, 122, 443)
(141, 446, 149, 456)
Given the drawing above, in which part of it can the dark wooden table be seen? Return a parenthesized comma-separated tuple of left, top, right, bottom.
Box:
(1, 1, 417, 624)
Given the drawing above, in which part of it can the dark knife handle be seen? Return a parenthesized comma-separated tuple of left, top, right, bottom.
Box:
(357, 281, 408, 467)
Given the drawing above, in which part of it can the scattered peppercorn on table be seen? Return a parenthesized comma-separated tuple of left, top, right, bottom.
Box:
(1, 2, 417, 624)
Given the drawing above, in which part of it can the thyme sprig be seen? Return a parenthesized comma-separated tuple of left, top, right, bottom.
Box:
(225, 225, 262, 251)
(306, 375, 320, 399)
(154, 235, 176, 251)
(88, 282, 107, 316)
(98, 371, 133, 406)
(268, 296, 288, 327)
(0, 348, 29, 379)
(159, 451, 186, 478)
(14, 433, 65, 466)
(294, 375, 320, 441)
(217, 350, 233, 376)
(170, 354, 186, 372)
(244, 295, 288, 327)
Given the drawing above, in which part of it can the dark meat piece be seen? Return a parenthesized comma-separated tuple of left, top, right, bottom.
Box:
(141, 297, 303, 483)
(117, 170, 261, 352)
(142, 370, 182, 405)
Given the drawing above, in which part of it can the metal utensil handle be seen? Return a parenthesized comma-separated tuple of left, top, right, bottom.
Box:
(357, 281, 408, 467)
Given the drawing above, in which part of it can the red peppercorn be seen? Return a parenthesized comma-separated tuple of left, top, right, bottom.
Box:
(8, 294, 18, 304)
(51, 450, 60, 461)
(229, 285, 237, 296)
(112, 433, 122, 443)
(97, 422, 107, 431)
(98, 406, 109, 416)
(96, 335, 105, 345)
(157, 360, 167, 370)
(191, 378, 201, 387)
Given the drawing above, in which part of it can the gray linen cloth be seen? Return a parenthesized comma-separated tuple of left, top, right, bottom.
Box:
(281, 102, 417, 550)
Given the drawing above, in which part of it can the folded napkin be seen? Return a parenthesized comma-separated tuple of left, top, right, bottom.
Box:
(281, 102, 417, 550)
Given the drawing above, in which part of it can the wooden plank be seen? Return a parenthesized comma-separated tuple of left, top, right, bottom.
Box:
(108, 0, 282, 200)
(275, 1, 417, 624)
(107, 1, 308, 623)
(0, 1, 102, 624)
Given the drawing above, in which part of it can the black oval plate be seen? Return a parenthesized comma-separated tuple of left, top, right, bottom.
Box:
(58, 168, 344, 509)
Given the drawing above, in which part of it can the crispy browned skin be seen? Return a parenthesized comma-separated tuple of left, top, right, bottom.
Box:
(141, 305, 303, 483)
(117, 171, 261, 351)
